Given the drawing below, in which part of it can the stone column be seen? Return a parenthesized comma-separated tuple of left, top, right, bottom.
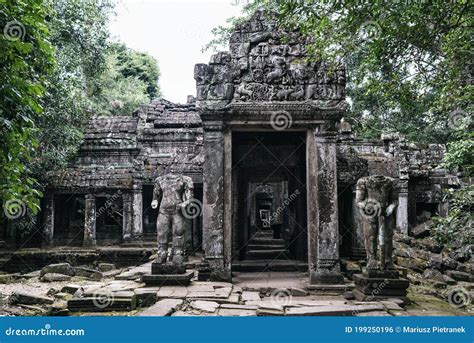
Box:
(131, 182, 143, 239)
(307, 129, 344, 284)
(396, 172, 409, 235)
(83, 194, 96, 247)
(201, 121, 231, 281)
(122, 191, 133, 242)
(43, 193, 55, 247)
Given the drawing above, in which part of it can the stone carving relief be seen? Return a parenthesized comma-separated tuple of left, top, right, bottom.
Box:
(194, 11, 345, 105)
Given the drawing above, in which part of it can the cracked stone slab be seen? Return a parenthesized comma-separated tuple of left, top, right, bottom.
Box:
(187, 287, 232, 300)
(186, 284, 215, 292)
(190, 294, 240, 305)
(138, 299, 183, 316)
(9, 292, 54, 305)
(241, 291, 261, 302)
(191, 300, 220, 313)
(220, 304, 258, 310)
(156, 287, 188, 299)
(217, 308, 257, 316)
(285, 303, 386, 316)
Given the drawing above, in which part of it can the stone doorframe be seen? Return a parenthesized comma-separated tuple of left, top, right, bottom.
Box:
(199, 102, 346, 284)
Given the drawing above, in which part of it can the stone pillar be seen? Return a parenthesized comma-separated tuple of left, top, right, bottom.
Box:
(396, 172, 409, 235)
(83, 194, 96, 247)
(122, 191, 133, 242)
(201, 121, 231, 281)
(43, 193, 55, 247)
(131, 182, 143, 239)
(307, 129, 344, 284)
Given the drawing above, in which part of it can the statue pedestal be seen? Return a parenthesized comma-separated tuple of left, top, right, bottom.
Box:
(353, 269, 409, 302)
(197, 259, 211, 281)
(141, 262, 193, 286)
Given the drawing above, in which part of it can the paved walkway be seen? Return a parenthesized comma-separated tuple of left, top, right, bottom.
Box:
(0, 261, 471, 317)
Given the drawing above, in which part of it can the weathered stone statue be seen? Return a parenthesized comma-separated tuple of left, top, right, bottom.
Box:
(151, 173, 194, 268)
(355, 175, 398, 271)
(353, 175, 409, 301)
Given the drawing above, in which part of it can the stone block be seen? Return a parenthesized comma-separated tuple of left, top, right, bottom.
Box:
(67, 294, 136, 312)
(411, 220, 433, 238)
(98, 263, 116, 272)
(362, 269, 400, 279)
(445, 270, 472, 282)
(41, 273, 72, 282)
(134, 289, 158, 307)
(138, 299, 183, 316)
(217, 308, 257, 316)
(191, 300, 219, 313)
(241, 291, 261, 302)
(151, 262, 185, 275)
(285, 304, 384, 316)
(422, 269, 445, 283)
(40, 263, 75, 277)
(142, 270, 193, 286)
(9, 292, 54, 305)
(353, 274, 409, 289)
(73, 267, 103, 281)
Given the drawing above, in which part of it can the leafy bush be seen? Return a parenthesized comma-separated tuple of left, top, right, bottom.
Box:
(432, 185, 473, 250)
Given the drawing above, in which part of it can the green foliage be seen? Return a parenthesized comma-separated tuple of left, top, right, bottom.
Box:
(88, 43, 161, 115)
(432, 185, 473, 250)
(221, 0, 472, 145)
(31, 0, 114, 181)
(0, 0, 55, 213)
(442, 131, 474, 176)
(112, 43, 161, 99)
(1, 0, 161, 217)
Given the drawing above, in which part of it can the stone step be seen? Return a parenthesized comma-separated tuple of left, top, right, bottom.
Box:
(232, 260, 307, 272)
(247, 244, 286, 251)
(246, 249, 290, 260)
(249, 238, 286, 245)
(68, 293, 137, 312)
(252, 231, 274, 238)
(120, 242, 157, 248)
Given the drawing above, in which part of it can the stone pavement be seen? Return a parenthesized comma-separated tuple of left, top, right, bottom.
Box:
(0, 261, 472, 317)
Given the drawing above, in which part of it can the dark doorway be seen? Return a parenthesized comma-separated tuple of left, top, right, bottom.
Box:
(54, 194, 85, 246)
(231, 131, 307, 267)
(96, 195, 123, 245)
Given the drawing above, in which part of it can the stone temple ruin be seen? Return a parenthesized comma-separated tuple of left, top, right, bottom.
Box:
(0, 12, 462, 286)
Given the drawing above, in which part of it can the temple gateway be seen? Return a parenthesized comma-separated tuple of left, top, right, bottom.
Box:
(5, 12, 456, 284)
